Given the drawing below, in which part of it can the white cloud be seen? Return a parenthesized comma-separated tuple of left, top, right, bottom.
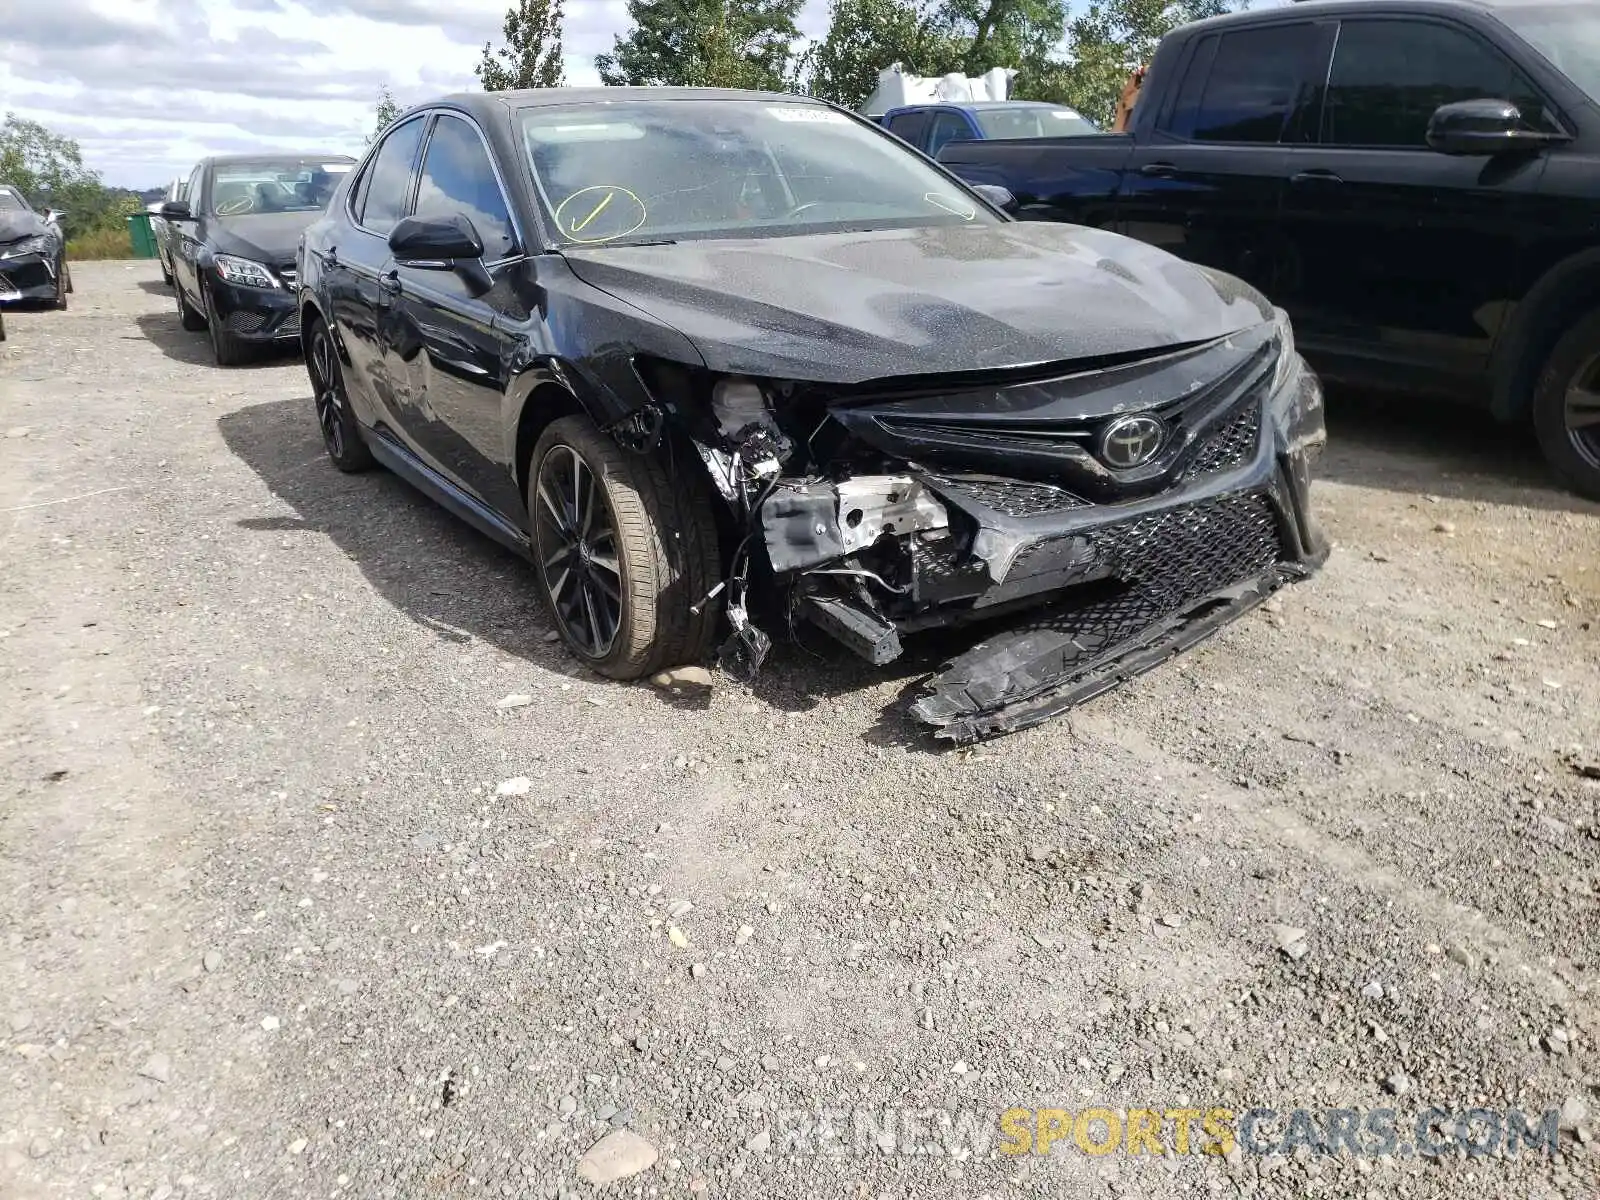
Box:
(0, 0, 826, 187)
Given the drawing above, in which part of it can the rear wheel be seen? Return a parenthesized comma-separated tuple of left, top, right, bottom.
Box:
(306, 316, 374, 473)
(202, 281, 247, 367)
(529, 415, 722, 680)
(1532, 308, 1600, 502)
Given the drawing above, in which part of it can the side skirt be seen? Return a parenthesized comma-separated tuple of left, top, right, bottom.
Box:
(364, 427, 532, 559)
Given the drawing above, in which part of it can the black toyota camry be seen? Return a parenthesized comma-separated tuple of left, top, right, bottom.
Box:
(162, 154, 354, 365)
(0, 183, 70, 309)
(296, 88, 1328, 742)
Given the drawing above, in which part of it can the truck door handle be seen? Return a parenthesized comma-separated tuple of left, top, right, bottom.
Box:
(1139, 161, 1178, 179)
(1290, 170, 1343, 186)
(377, 270, 401, 305)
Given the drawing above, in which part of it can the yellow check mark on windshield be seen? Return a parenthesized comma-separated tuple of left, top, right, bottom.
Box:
(570, 190, 614, 234)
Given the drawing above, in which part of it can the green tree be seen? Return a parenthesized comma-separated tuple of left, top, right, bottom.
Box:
(1029, 0, 1230, 125)
(0, 113, 119, 233)
(477, 0, 566, 90)
(368, 86, 401, 145)
(940, 0, 1067, 80)
(804, 0, 963, 108)
(596, 0, 804, 90)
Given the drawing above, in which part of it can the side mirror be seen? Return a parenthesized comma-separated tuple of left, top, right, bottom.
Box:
(389, 213, 491, 295)
(44, 209, 65, 225)
(971, 183, 1019, 214)
(1426, 99, 1570, 156)
(160, 200, 194, 221)
(389, 213, 485, 265)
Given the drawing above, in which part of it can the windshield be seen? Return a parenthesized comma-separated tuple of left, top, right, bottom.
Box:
(208, 158, 354, 217)
(971, 105, 1099, 139)
(1497, 3, 1600, 103)
(0, 186, 30, 213)
(520, 99, 997, 245)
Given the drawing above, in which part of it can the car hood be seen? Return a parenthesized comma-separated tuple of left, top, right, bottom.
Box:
(208, 211, 323, 266)
(560, 222, 1271, 384)
(0, 211, 50, 244)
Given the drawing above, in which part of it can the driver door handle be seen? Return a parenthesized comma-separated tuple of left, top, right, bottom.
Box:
(1290, 169, 1344, 186)
(377, 269, 401, 306)
(1139, 161, 1178, 179)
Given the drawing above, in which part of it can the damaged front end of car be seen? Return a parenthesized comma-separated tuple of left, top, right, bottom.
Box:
(628, 309, 1327, 742)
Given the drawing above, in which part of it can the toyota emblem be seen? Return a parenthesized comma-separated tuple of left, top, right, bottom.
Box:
(1098, 413, 1167, 469)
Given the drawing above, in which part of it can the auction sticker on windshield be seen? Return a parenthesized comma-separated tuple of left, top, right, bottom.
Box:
(766, 107, 849, 123)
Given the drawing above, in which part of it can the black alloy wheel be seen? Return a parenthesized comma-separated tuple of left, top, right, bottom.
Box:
(534, 443, 624, 660)
(527, 415, 723, 680)
(307, 318, 373, 473)
(1533, 308, 1600, 502)
(176, 279, 205, 331)
(202, 282, 246, 366)
(1560, 353, 1600, 471)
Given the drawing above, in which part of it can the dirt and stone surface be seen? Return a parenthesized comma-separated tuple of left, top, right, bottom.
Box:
(2, 260, 1598, 1199)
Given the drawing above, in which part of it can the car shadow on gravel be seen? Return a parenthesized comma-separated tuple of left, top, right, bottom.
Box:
(1318, 386, 1599, 514)
(217, 396, 960, 748)
(135, 279, 170, 296)
(134, 311, 300, 370)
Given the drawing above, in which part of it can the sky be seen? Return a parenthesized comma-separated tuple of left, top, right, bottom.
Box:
(0, 0, 833, 188)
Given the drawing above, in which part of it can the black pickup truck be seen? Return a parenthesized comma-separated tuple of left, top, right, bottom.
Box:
(939, 0, 1600, 499)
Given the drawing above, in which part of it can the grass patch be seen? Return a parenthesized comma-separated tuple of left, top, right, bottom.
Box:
(67, 225, 134, 260)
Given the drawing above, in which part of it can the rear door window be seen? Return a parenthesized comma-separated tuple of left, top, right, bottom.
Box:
(1323, 18, 1555, 146)
(1169, 24, 1321, 142)
(357, 115, 427, 235)
(885, 110, 933, 151)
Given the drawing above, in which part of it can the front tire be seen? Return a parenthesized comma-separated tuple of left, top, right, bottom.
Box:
(202, 281, 247, 367)
(176, 280, 205, 331)
(54, 257, 67, 310)
(529, 415, 722, 680)
(1532, 308, 1600, 502)
(306, 316, 374, 473)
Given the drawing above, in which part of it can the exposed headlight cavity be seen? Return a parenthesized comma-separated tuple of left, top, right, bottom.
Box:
(711, 376, 772, 440)
(1269, 307, 1301, 395)
(0, 235, 49, 259)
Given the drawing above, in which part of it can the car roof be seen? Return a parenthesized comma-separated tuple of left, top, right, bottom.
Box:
(201, 152, 357, 167)
(1198, 0, 1583, 23)
(432, 87, 823, 119)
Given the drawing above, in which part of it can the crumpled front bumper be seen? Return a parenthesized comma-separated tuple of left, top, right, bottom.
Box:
(0, 252, 60, 303)
(754, 347, 1328, 741)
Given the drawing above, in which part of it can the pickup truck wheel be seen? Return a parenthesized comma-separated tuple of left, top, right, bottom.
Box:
(529, 415, 722, 681)
(1533, 309, 1600, 502)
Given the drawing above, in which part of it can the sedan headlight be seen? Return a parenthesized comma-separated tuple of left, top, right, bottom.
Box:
(1269, 306, 1301, 395)
(213, 253, 279, 289)
(0, 235, 50, 259)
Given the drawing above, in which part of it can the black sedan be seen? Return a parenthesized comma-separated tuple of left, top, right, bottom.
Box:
(161, 154, 353, 365)
(0, 183, 70, 309)
(296, 89, 1329, 742)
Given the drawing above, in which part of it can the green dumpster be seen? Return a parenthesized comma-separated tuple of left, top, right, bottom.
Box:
(127, 211, 158, 259)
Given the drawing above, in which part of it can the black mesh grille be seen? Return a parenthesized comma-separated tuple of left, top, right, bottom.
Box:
(926, 474, 1088, 517)
(225, 311, 265, 334)
(1186, 405, 1259, 478)
(1008, 492, 1281, 606)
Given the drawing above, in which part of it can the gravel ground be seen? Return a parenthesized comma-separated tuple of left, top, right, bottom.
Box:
(1, 260, 1597, 1200)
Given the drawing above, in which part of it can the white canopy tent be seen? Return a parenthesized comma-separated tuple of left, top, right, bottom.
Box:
(858, 65, 1018, 119)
